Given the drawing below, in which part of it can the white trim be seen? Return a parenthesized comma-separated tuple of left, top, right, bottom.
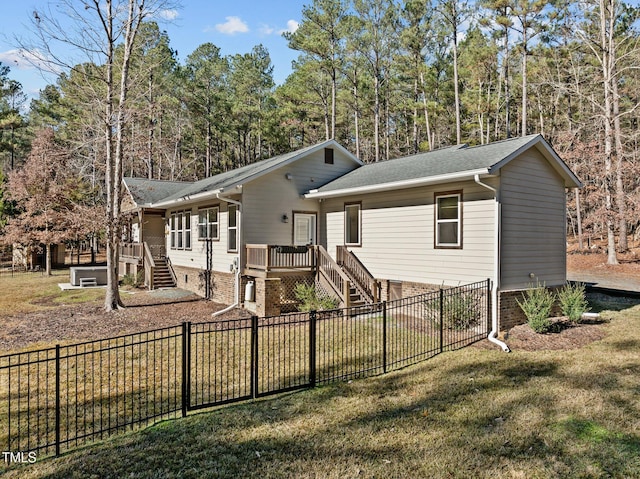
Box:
(305, 168, 490, 199)
(435, 193, 461, 247)
(198, 206, 220, 240)
(344, 203, 361, 246)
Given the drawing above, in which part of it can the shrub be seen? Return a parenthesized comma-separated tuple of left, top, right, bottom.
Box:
(558, 282, 590, 323)
(121, 272, 144, 288)
(517, 282, 555, 333)
(423, 290, 480, 330)
(294, 283, 339, 312)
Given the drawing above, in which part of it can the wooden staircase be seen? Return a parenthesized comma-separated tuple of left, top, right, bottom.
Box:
(152, 257, 176, 289)
(348, 284, 366, 308)
(316, 245, 380, 309)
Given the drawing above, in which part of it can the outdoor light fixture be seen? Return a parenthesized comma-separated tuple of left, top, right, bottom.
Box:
(529, 272, 536, 279)
(282, 214, 289, 223)
(285, 173, 293, 180)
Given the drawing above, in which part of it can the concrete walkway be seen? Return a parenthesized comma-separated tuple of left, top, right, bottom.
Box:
(567, 271, 640, 296)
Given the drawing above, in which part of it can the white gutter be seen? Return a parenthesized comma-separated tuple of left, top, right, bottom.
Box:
(153, 188, 223, 208)
(212, 193, 242, 318)
(474, 174, 510, 352)
(305, 168, 490, 199)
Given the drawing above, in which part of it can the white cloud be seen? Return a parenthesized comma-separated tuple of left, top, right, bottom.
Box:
(159, 9, 179, 21)
(259, 24, 275, 35)
(215, 16, 249, 35)
(0, 48, 59, 73)
(278, 19, 299, 35)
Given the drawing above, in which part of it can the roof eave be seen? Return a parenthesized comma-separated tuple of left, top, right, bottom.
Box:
(152, 188, 224, 208)
(305, 168, 491, 199)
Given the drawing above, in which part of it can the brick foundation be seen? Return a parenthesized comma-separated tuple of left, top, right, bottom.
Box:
(498, 286, 564, 332)
(254, 277, 282, 317)
(171, 265, 237, 305)
(380, 279, 441, 301)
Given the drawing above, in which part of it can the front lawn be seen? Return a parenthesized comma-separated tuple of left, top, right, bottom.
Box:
(4, 302, 639, 478)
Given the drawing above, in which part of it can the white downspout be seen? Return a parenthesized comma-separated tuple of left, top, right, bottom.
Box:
(212, 194, 242, 318)
(474, 175, 510, 352)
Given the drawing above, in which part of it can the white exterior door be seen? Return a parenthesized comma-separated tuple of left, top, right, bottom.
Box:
(293, 213, 316, 246)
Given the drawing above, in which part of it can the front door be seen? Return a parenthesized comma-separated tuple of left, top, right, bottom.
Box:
(293, 213, 317, 246)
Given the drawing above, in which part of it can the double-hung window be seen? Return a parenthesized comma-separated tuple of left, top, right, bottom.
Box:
(170, 211, 192, 250)
(198, 207, 219, 240)
(435, 192, 462, 248)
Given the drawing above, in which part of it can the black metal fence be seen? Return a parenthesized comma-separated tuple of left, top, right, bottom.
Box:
(1, 279, 490, 461)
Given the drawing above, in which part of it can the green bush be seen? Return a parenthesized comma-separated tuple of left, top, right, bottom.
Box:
(517, 282, 555, 333)
(121, 272, 144, 288)
(423, 290, 480, 330)
(558, 282, 590, 323)
(294, 283, 339, 312)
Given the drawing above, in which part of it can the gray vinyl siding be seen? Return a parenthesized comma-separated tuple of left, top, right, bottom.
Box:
(500, 149, 566, 289)
(242, 148, 358, 245)
(321, 181, 496, 286)
(165, 148, 357, 273)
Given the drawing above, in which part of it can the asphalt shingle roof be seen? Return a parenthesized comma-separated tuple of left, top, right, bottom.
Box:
(124, 141, 347, 207)
(123, 178, 188, 206)
(311, 134, 543, 194)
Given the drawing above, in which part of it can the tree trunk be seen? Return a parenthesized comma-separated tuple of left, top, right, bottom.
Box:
(45, 243, 52, 276)
(452, 23, 461, 144)
(420, 71, 433, 151)
(600, 0, 618, 265)
(612, 74, 627, 251)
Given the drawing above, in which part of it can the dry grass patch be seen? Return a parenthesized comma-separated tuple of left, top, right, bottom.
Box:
(0, 270, 104, 316)
(4, 302, 640, 478)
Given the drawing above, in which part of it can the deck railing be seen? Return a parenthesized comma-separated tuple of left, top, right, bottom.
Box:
(245, 244, 315, 272)
(119, 242, 143, 259)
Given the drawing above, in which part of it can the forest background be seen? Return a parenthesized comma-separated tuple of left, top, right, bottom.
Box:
(0, 0, 638, 279)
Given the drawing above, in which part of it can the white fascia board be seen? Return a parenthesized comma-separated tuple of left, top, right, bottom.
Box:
(152, 189, 223, 208)
(305, 168, 490, 199)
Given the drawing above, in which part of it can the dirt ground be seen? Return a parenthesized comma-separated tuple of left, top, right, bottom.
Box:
(0, 289, 250, 354)
(2, 245, 639, 354)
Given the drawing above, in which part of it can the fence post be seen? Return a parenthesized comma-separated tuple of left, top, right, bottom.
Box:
(181, 322, 191, 417)
(309, 310, 317, 388)
(382, 301, 387, 374)
(250, 316, 259, 399)
(55, 344, 61, 456)
(439, 289, 444, 354)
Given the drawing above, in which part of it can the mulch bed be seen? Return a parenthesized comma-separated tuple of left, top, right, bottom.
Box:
(499, 317, 608, 351)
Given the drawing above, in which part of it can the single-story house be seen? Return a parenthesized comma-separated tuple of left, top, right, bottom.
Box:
(121, 135, 581, 345)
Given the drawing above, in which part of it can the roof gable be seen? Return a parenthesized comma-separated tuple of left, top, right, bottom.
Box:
(306, 135, 581, 198)
(152, 139, 361, 206)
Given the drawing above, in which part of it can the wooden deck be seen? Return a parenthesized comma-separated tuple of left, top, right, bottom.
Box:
(244, 244, 316, 277)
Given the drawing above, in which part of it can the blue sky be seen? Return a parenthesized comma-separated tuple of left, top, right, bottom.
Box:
(0, 0, 306, 100)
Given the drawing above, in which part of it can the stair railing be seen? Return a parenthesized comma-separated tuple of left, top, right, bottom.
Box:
(336, 246, 381, 304)
(143, 242, 156, 290)
(316, 245, 352, 308)
(165, 256, 178, 287)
